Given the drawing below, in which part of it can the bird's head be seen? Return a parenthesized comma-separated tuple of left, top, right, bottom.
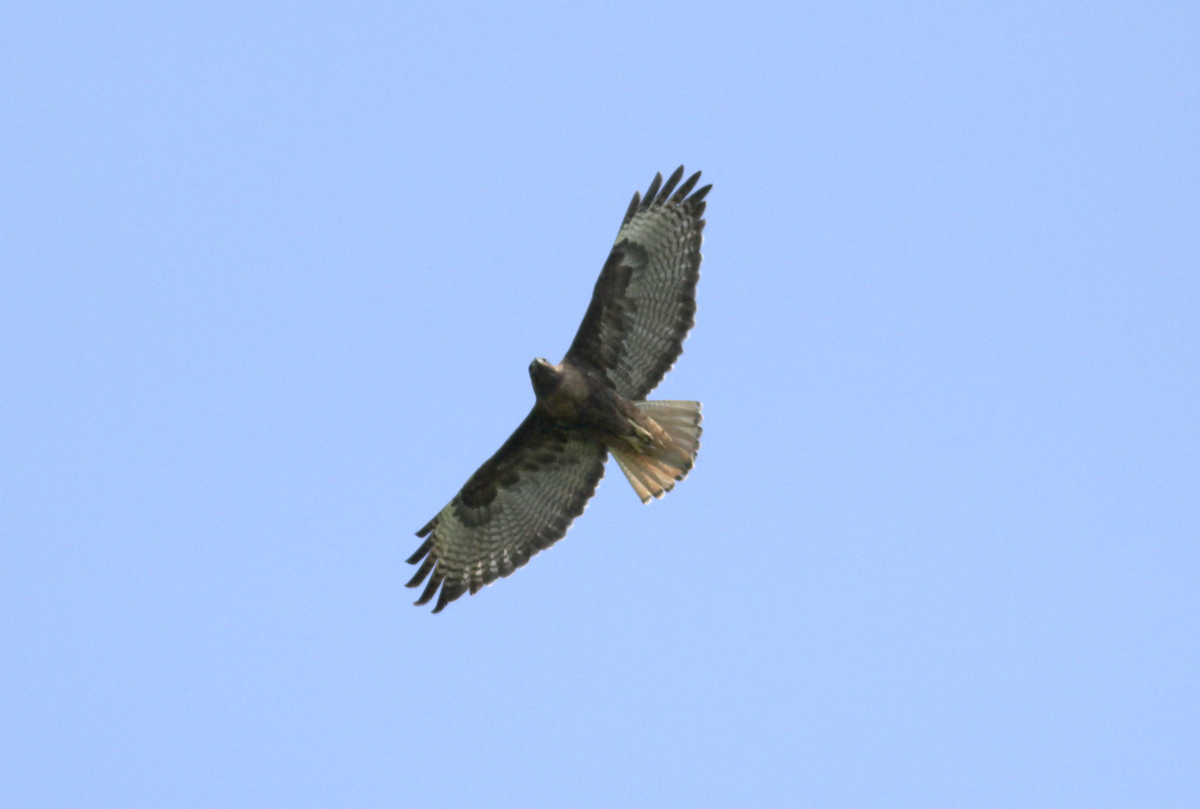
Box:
(528, 357, 561, 398)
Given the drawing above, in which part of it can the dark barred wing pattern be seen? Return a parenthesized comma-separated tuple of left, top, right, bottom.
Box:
(407, 412, 607, 613)
(565, 166, 710, 400)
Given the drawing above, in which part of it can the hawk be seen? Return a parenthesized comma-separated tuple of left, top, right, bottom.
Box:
(407, 166, 710, 612)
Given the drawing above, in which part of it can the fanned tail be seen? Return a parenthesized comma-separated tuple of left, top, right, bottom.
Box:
(609, 401, 702, 503)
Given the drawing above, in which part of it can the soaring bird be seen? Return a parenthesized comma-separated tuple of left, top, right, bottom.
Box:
(407, 167, 710, 612)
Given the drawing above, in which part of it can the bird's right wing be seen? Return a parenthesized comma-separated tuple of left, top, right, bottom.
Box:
(564, 166, 710, 399)
(407, 412, 607, 612)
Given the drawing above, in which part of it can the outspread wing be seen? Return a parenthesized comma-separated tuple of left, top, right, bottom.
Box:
(564, 166, 710, 400)
(406, 411, 607, 613)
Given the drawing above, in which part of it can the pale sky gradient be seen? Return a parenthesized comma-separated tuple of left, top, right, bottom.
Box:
(3, 2, 1198, 807)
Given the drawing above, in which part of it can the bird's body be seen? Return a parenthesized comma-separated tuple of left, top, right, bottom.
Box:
(529, 358, 652, 447)
(408, 167, 710, 612)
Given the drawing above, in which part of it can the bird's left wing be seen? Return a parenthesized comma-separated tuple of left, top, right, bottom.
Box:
(406, 411, 607, 612)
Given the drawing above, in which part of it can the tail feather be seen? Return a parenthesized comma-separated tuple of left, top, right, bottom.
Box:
(611, 451, 655, 502)
(609, 400, 702, 503)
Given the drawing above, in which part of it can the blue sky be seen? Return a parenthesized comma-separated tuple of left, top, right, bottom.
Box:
(3, 2, 1197, 807)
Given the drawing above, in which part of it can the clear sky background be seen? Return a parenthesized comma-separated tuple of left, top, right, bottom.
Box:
(3, 2, 1198, 807)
